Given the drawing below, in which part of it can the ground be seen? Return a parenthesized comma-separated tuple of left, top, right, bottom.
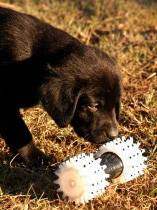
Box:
(0, 0, 156, 209)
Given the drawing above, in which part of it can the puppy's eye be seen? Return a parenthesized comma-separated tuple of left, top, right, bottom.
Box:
(88, 103, 98, 112)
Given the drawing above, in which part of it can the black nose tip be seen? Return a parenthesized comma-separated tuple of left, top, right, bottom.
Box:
(106, 129, 118, 140)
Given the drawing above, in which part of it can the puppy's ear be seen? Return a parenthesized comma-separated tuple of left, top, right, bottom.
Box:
(40, 77, 81, 128)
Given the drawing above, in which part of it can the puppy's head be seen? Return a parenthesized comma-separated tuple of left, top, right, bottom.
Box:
(41, 44, 122, 144)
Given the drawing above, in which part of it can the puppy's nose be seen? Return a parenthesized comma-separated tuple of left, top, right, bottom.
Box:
(106, 128, 118, 140)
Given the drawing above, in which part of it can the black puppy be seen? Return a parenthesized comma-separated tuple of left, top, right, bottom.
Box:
(0, 7, 122, 165)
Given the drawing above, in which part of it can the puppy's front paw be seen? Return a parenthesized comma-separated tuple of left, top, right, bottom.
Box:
(15, 141, 56, 167)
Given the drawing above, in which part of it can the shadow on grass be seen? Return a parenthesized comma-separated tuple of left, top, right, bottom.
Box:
(0, 158, 59, 202)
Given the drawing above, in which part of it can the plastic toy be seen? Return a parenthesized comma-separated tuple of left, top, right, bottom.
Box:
(54, 136, 147, 205)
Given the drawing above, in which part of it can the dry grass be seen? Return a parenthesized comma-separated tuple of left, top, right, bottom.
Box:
(0, 0, 156, 209)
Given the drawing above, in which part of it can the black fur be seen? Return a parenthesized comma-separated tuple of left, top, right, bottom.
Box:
(0, 7, 122, 165)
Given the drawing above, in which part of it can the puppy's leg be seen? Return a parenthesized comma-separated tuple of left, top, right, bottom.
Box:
(0, 104, 52, 166)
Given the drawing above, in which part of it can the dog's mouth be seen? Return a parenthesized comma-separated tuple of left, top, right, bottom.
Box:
(83, 132, 111, 145)
(72, 124, 114, 144)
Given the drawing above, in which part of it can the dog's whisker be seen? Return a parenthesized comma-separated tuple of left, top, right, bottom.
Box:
(84, 133, 91, 140)
(10, 153, 20, 168)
